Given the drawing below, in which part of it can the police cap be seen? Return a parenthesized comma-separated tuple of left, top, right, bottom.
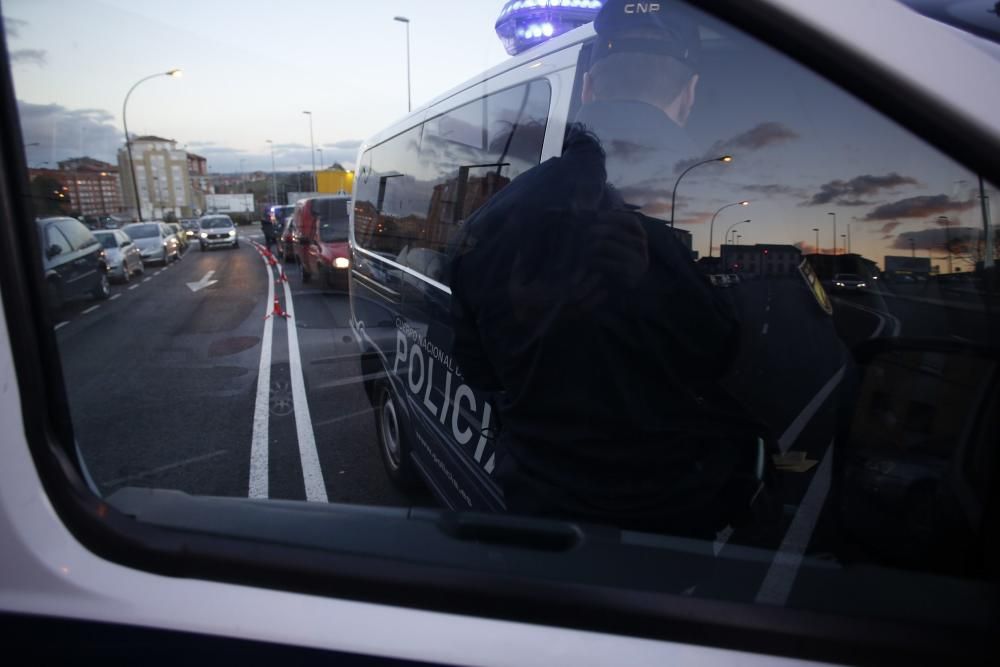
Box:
(590, 1, 701, 70)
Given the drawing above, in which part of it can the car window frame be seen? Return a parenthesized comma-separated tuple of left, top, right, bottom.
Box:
(0, 2, 997, 666)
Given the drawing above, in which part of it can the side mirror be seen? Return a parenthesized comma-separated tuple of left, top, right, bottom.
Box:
(46, 244, 62, 259)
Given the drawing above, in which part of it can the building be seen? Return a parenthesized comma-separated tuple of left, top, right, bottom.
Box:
(118, 136, 196, 220)
(56, 157, 124, 218)
(720, 243, 802, 278)
(317, 169, 354, 195)
(187, 152, 212, 214)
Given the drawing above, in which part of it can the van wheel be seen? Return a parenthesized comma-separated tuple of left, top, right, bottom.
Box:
(375, 381, 419, 491)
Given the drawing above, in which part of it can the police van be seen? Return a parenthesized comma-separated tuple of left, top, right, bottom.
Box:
(348, 15, 592, 511)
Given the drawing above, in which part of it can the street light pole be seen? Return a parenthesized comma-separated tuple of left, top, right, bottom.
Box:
(122, 68, 182, 221)
(847, 222, 852, 254)
(669, 155, 732, 228)
(724, 219, 751, 247)
(812, 227, 820, 253)
(303, 111, 316, 192)
(316, 148, 324, 170)
(707, 200, 749, 258)
(939, 215, 953, 274)
(266, 140, 277, 205)
(828, 211, 836, 255)
(394, 16, 412, 113)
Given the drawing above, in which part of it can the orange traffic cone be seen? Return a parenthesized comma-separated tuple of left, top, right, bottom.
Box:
(266, 296, 289, 319)
(277, 266, 289, 283)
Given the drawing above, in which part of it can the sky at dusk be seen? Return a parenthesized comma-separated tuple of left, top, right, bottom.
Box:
(4, 0, 996, 268)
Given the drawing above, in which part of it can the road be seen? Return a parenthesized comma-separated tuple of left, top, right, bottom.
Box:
(54, 233, 414, 507)
(51, 239, 993, 604)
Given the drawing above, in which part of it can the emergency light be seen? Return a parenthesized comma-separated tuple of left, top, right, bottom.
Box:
(495, 0, 602, 56)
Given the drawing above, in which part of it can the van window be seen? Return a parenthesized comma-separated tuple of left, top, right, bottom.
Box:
(354, 80, 551, 281)
(44, 224, 73, 257)
(313, 198, 350, 242)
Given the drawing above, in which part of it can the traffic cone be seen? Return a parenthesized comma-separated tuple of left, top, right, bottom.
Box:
(266, 296, 289, 319)
(277, 266, 289, 283)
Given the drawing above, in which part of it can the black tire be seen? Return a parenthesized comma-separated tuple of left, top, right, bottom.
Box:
(91, 271, 111, 300)
(374, 381, 420, 491)
(46, 279, 63, 312)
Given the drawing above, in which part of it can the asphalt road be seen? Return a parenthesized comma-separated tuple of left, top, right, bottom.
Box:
(54, 233, 413, 508)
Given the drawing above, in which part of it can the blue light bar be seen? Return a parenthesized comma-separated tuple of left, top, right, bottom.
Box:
(495, 0, 602, 56)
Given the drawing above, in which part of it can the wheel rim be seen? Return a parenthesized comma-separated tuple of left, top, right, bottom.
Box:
(380, 388, 401, 470)
(122, 263, 130, 282)
(99, 273, 109, 297)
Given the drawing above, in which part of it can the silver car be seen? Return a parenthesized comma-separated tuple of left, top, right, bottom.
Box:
(122, 222, 180, 265)
(198, 215, 239, 251)
(94, 230, 143, 283)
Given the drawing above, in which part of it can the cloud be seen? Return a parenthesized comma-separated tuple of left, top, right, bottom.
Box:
(879, 221, 901, 235)
(18, 100, 124, 165)
(675, 122, 799, 172)
(741, 183, 804, 198)
(4, 17, 27, 38)
(891, 227, 984, 252)
(804, 172, 919, 206)
(323, 139, 362, 150)
(863, 194, 975, 221)
(10, 48, 46, 66)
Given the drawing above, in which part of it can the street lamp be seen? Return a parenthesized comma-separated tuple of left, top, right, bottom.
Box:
(394, 16, 412, 113)
(122, 68, 182, 221)
(828, 211, 836, 255)
(316, 147, 324, 171)
(303, 111, 316, 192)
(812, 227, 820, 253)
(669, 155, 732, 228)
(266, 140, 277, 205)
(707, 200, 749, 258)
(724, 219, 751, 246)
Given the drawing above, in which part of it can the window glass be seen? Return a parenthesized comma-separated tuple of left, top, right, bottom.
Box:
(55, 219, 97, 250)
(8, 0, 999, 637)
(44, 224, 73, 256)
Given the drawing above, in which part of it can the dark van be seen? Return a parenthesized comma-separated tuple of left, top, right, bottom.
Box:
(294, 195, 351, 289)
(37, 216, 110, 310)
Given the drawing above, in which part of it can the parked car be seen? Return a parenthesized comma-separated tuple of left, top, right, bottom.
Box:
(93, 230, 143, 283)
(180, 219, 200, 243)
(277, 214, 298, 261)
(167, 222, 188, 251)
(198, 215, 239, 251)
(294, 195, 351, 288)
(37, 216, 110, 310)
(122, 222, 180, 265)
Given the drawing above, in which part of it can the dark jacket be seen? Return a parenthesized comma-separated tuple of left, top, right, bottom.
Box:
(450, 105, 753, 534)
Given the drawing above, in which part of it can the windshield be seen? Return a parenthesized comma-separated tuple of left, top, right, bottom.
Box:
(123, 224, 160, 240)
(10, 0, 1000, 644)
(201, 218, 233, 229)
(314, 199, 349, 242)
(95, 233, 117, 249)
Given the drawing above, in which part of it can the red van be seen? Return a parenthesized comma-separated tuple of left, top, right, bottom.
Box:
(294, 195, 352, 289)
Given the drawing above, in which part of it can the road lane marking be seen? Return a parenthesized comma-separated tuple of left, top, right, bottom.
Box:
(154, 270, 163, 275)
(142, 277, 152, 283)
(283, 277, 329, 502)
(249, 258, 276, 499)
(312, 406, 375, 429)
(765, 305, 770, 312)
(186, 270, 218, 293)
(755, 445, 833, 606)
(102, 450, 229, 488)
(110, 294, 121, 301)
(81, 305, 100, 315)
(761, 323, 769, 335)
(778, 366, 845, 454)
(833, 298, 900, 338)
(128, 284, 139, 290)
(54, 321, 69, 330)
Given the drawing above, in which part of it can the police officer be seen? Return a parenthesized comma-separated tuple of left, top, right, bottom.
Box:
(450, 0, 766, 539)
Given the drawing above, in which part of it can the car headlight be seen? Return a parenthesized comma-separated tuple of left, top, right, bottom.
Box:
(858, 282, 866, 287)
(200, 232, 208, 239)
(228, 230, 236, 236)
(835, 282, 844, 287)
(334, 257, 350, 269)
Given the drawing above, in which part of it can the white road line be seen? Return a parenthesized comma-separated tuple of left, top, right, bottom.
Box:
(110, 294, 121, 301)
(154, 270, 163, 275)
(249, 256, 276, 500)
(128, 284, 139, 291)
(755, 445, 833, 606)
(81, 305, 100, 315)
(761, 323, 769, 335)
(103, 450, 229, 488)
(777, 365, 845, 454)
(54, 321, 69, 330)
(283, 277, 329, 502)
(765, 305, 770, 312)
(142, 277, 152, 283)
